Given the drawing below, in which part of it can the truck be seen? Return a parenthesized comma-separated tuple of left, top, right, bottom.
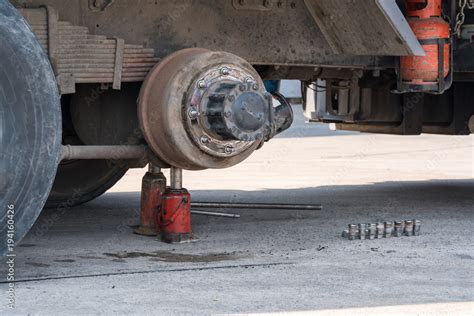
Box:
(1, 0, 473, 252)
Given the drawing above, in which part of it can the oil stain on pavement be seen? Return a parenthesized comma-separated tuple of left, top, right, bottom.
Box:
(103, 251, 242, 263)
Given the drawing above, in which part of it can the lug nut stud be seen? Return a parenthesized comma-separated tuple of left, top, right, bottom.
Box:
(200, 135, 210, 144)
(224, 145, 235, 155)
(188, 108, 199, 119)
(197, 80, 207, 89)
(221, 67, 230, 75)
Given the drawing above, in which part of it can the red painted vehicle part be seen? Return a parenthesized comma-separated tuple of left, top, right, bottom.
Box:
(159, 189, 193, 243)
(400, 0, 450, 85)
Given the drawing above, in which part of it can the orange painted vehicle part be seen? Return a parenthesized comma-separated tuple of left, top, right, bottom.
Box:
(400, 0, 450, 85)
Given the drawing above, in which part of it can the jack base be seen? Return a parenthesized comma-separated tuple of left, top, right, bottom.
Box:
(160, 232, 194, 244)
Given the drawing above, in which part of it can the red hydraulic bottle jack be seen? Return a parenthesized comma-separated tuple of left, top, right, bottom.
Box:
(135, 164, 167, 236)
(158, 167, 193, 243)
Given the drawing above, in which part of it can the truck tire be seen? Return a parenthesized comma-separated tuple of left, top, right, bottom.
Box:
(46, 83, 139, 208)
(0, 2, 62, 255)
(46, 160, 128, 208)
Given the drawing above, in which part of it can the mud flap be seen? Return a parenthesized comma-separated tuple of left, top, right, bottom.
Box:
(0, 2, 61, 255)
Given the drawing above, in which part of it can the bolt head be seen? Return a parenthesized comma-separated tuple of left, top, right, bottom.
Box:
(224, 111, 232, 118)
(220, 67, 230, 76)
(252, 84, 259, 91)
(228, 95, 235, 102)
(200, 135, 210, 144)
(188, 107, 199, 120)
(224, 145, 235, 154)
(245, 77, 254, 83)
(197, 80, 207, 89)
(239, 84, 246, 92)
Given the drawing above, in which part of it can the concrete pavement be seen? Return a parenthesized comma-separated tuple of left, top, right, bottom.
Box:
(1, 107, 473, 314)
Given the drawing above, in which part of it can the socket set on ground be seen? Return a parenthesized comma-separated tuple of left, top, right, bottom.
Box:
(342, 220, 421, 240)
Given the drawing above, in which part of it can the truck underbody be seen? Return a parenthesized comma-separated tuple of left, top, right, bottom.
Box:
(11, 0, 474, 135)
(1, 0, 473, 252)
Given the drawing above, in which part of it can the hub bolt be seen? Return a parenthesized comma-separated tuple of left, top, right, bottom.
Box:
(197, 80, 207, 89)
(224, 145, 235, 155)
(252, 84, 259, 91)
(221, 67, 230, 76)
(188, 107, 199, 120)
(200, 135, 210, 144)
(245, 77, 255, 83)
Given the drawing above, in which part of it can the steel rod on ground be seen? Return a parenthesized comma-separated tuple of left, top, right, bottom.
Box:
(191, 210, 241, 218)
(192, 202, 322, 211)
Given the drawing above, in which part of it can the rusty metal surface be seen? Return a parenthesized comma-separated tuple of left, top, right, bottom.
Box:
(15, 0, 391, 69)
(69, 83, 144, 146)
(138, 48, 261, 170)
(232, 0, 275, 11)
(60, 145, 147, 161)
(12, 0, 474, 81)
(19, 7, 159, 94)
